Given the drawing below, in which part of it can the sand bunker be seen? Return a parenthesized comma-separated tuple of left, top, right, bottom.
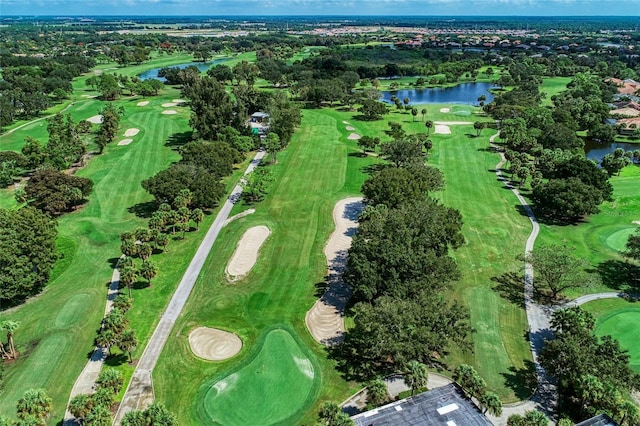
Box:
(172, 99, 186, 103)
(633, 221, 640, 225)
(226, 226, 270, 280)
(137, 101, 149, 106)
(124, 128, 140, 137)
(86, 115, 103, 124)
(117, 139, 133, 146)
(434, 124, 451, 134)
(347, 133, 361, 140)
(162, 102, 178, 107)
(306, 197, 363, 345)
(162, 110, 177, 115)
(440, 107, 451, 113)
(223, 209, 256, 227)
(346, 126, 355, 131)
(342, 120, 349, 124)
(189, 327, 242, 361)
(81, 94, 97, 98)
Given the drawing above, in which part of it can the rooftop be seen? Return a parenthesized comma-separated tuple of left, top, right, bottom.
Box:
(576, 413, 619, 426)
(351, 383, 492, 426)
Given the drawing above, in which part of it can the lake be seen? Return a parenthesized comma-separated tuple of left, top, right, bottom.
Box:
(584, 140, 639, 162)
(137, 58, 230, 81)
(380, 82, 496, 105)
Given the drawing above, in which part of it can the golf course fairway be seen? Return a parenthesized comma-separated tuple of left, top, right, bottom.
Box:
(198, 328, 319, 425)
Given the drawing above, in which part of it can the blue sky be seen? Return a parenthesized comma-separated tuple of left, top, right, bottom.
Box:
(2, 0, 640, 16)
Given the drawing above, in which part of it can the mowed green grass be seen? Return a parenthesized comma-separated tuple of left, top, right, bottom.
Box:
(430, 125, 533, 401)
(0, 85, 218, 421)
(325, 106, 533, 400)
(582, 298, 640, 372)
(199, 328, 319, 425)
(536, 166, 640, 298)
(540, 76, 571, 106)
(154, 109, 377, 424)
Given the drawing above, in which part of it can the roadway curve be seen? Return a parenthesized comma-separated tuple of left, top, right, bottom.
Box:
(113, 150, 265, 424)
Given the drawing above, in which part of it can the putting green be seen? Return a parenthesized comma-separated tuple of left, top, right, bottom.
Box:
(199, 328, 319, 425)
(604, 227, 635, 252)
(451, 105, 472, 116)
(595, 308, 640, 372)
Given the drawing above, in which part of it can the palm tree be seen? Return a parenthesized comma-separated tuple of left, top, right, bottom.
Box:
(118, 329, 138, 363)
(191, 208, 204, 231)
(155, 233, 169, 253)
(366, 377, 388, 407)
(421, 108, 427, 122)
(119, 265, 138, 298)
(425, 120, 433, 136)
(96, 368, 124, 394)
(16, 389, 52, 423)
(96, 329, 117, 356)
(69, 394, 94, 423)
(84, 401, 112, 426)
(137, 242, 153, 260)
(411, 107, 418, 121)
(2, 320, 19, 359)
(139, 260, 157, 286)
(403, 360, 428, 396)
(480, 391, 502, 416)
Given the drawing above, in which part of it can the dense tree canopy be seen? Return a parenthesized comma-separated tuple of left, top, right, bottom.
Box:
(182, 76, 235, 140)
(540, 306, 639, 423)
(24, 169, 93, 216)
(344, 199, 464, 303)
(361, 165, 444, 208)
(0, 207, 57, 306)
(142, 163, 225, 209)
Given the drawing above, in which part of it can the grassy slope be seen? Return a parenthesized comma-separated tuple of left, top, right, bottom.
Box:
(153, 109, 376, 425)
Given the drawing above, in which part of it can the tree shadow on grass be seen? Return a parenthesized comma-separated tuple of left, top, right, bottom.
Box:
(104, 353, 128, 367)
(361, 163, 388, 175)
(594, 259, 640, 292)
(501, 359, 539, 401)
(127, 200, 158, 219)
(165, 131, 193, 149)
(491, 271, 526, 308)
(108, 257, 121, 270)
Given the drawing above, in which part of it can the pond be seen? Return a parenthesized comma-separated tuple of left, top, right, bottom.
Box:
(137, 58, 230, 81)
(584, 140, 639, 162)
(379, 82, 496, 105)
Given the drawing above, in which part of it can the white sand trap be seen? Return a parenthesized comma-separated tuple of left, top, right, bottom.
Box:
(137, 101, 149, 106)
(189, 327, 242, 361)
(434, 124, 451, 134)
(342, 120, 349, 124)
(346, 126, 356, 131)
(162, 110, 177, 115)
(347, 133, 361, 140)
(162, 102, 178, 107)
(223, 208, 256, 227)
(633, 221, 640, 225)
(172, 99, 186, 103)
(226, 226, 270, 280)
(306, 197, 364, 345)
(81, 94, 98, 98)
(86, 115, 103, 124)
(124, 128, 140, 137)
(117, 139, 133, 146)
(440, 107, 451, 113)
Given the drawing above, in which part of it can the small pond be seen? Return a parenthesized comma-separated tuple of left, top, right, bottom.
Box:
(380, 82, 496, 105)
(584, 140, 639, 162)
(137, 58, 229, 81)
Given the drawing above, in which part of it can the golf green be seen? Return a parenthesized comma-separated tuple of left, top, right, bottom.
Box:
(605, 227, 636, 252)
(595, 307, 640, 372)
(199, 328, 319, 425)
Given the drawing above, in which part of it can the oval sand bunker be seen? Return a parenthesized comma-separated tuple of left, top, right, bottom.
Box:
(189, 327, 242, 361)
(162, 110, 177, 115)
(226, 225, 270, 280)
